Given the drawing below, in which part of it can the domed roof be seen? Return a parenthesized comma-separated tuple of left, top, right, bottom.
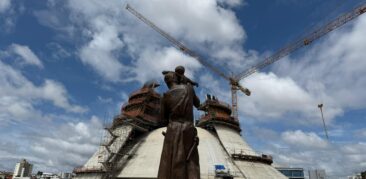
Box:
(74, 124, 286, 179)
(116, 126, 286, 179)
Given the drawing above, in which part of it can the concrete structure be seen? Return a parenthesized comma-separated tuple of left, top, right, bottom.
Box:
(73, 84, 287, 179)
(75, 125, 286, 179)
(308, 169, 326, 179)
(276, 167, 305, 179)
(13, 159, 33, 178)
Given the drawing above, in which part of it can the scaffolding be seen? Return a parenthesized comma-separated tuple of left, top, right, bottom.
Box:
(97, 122, 134, 178)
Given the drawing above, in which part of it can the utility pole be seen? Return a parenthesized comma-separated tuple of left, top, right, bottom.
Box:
(318, 104, 329, 140)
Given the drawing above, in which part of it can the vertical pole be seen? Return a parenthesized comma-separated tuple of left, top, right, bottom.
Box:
(231, 85, 238, 121)
(318, 104, 329, 140)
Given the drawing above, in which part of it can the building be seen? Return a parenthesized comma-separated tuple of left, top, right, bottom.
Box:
(58, 172, 72, 179)
(73, 83, 287, 179)
(37, 173, 59, 179)
(348, 171, 366, 179)
(0, 171, 13, 179)
(309, 169, 326, 179)
(348, 175, 362, 179)
(13, 159, 33, 179)
(276, 167, 305, 179)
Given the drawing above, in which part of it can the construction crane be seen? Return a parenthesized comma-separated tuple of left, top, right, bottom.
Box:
(318, 103, 329, 140)
(126, 3, 366, 120)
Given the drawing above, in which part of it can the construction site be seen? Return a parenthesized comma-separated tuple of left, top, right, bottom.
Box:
(73, 82, 286, 179)
(72, 2, 366, 179)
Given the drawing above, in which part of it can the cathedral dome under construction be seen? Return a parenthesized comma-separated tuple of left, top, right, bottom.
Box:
(73, 83, 286, 179)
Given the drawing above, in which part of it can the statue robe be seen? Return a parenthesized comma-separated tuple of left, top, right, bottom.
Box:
(158, 84, 200, 179)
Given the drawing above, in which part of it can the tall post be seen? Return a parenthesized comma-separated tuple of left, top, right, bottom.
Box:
(318, 104, 329, 140)
(231, 85, 238, 121)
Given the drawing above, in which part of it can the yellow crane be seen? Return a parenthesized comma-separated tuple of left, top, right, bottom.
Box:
(126, 3, 366, 120)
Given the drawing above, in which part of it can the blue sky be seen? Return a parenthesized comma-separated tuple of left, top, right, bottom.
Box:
(0, 0, 365, 178)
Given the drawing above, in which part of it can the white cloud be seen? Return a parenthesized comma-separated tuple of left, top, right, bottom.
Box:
(0, 59, 86, 122)
(281, 130, 328, 149)
(128, 0, 245, 45)
(252, 128, 366, 178)
(46, 42, 72, 60)
(231, 15, 366, 125)
(79, 15, 125, 82)
(31, 116, 103, 171)
(241, 72, 317, 119)
(0, 1, 25, 33)
(217, 0, 244, 7)
(0, 116, 103, 172)
(354, 128, 366, 138)
(9, 44, 43, 68)
(40, 80, 87, 113)
(35, 0, 250, 83)
(0, 0, 11, 13)
(130, 47, 201, 83)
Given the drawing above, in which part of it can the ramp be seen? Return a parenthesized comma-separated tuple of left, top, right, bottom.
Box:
(214, 124, 257, 156)
(214, 124, 287, 179)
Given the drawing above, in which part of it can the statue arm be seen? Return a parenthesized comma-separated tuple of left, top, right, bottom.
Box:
(193, 89, 200, 109)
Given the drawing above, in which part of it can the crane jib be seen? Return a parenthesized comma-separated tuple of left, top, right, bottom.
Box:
(126, 4, 231, 81)
(234, 2, 366, 82)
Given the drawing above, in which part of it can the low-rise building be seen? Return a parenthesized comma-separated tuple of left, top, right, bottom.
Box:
(348, 171, 366, 179)
(308, 169, 326, 179)
(276, 167, 305, 179)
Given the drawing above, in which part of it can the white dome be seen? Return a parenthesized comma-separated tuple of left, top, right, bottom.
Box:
(116, 125, 286, 179)
(76, 124, 286, 179)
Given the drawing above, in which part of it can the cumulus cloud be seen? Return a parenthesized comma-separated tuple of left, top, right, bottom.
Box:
(130, 47, 202, 83)
(9, 44, 43, 68)
(0, 58, 86, 123)
(29, 116, 102, 171)
(231, 15, 366, 126)
(46, 42, 72, 61)
(78, 15, 125, 82)
(273, 15, 366, 111)
(241, 72, 317, 119)
(354, 128, 366, 139)
(0, 116, 103, 172)
(251, 128, 366, 178)
(0, 0, 11, 13)
(217, 0, 244, 7)
(281, 130, 328, 149)
(35, 0, 254, 83)
(0, 0, 25, 32)
(40, 80, 87, 113)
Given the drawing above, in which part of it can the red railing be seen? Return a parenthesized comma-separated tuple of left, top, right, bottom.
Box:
(73, 166, 105, 173)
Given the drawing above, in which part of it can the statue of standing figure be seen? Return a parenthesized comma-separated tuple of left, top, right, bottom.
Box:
(158, 66, 201, 179)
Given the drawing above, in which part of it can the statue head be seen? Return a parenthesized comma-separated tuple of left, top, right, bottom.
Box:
(175, 66, 185, 75)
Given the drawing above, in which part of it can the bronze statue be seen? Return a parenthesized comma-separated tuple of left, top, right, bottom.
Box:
(162, 66, 199, 87)
(158, 66, 201, 179)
